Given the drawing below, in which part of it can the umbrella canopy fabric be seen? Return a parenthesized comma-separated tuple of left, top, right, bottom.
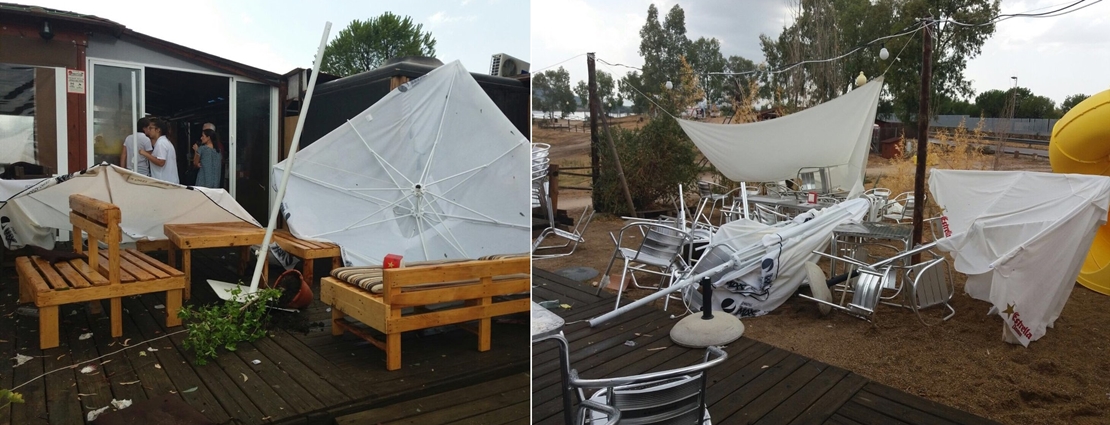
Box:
(274, 60, 531, 266)
(930, 169, 1110, 346)
(0, 164, 258, 250)
(677, 78, 882, 199)
(688, 198, 869, 317)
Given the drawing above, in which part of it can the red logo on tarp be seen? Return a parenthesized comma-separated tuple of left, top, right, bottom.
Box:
(941, 215, 952, 238)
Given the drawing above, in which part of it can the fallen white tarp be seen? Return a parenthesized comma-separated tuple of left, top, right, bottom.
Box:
(930, 169, 1110, 346)
(0, 177, 45, 201)
(275, 61, 531, 266)
(0, 164, 258, 249)
(677, 78, 883, 199)
(687, 198, 869, 318)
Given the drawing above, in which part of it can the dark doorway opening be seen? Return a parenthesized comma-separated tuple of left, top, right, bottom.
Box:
(144, 67, 229, 188)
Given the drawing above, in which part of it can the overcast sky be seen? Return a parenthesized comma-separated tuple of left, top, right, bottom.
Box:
(24, 0, 529, 77)
(532, 0, 1110, 106)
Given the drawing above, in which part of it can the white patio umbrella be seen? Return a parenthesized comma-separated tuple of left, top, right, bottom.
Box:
(590, 198, 868, 326)
(0, 164, 257, 250)
(273, 60, 531, 266)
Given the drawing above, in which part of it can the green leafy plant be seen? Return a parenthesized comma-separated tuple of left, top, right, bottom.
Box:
(178, 286, 282, 365)
(0, 389, 24, 409)
(594, 115, 700, 214)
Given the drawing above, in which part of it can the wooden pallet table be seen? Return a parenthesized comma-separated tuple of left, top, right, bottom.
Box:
(163, 221, 266, 300)
(272, 229, 342, 284)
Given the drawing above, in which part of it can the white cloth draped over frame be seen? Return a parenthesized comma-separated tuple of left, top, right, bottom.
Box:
(929, 169, 1110, 346)
(676, 77, 883, 199)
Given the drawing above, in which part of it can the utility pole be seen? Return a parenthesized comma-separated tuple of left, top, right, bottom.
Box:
(588, 53, 637, 217)
(912, 18, 932, 252)
(587, 53, 601, 189)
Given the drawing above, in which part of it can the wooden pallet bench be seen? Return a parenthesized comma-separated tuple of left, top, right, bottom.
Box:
(272, 230, 342, 283)
(320, 256, 530, 370)
(16, 194, 185, 349)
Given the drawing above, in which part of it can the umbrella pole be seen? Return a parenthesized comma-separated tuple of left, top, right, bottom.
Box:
(210, 22, 332, 301)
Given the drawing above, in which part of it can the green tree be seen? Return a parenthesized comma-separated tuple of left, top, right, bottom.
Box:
(975, 89, 1008, 117)
(533, 67, 576, 119)
(573, 71, 619, 114)
(686, 37, 727, 105)
(638, 4, 691, 101)
(321, 13, 436, 77)
(594, 116, 700, 213)
(618, 71, 649, 114)
(1060, 94, 1090, 115)
(759, 0, 999, 122)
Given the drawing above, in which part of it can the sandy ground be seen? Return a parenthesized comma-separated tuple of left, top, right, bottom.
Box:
(532, 117, 1110, 425)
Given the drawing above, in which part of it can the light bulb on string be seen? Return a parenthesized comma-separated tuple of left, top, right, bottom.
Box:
(879, 43, 890, 60)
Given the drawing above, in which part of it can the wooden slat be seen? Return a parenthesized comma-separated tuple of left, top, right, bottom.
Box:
(383, 257, 529, 287)
(124, 248, 184, 276)
(99, 250, 152, 282)
(389, 278, 529, 306)
(15, 257, 53, 295)
(69, 212, 113, 243)
(388, 299, 529, 334)
(65, 258, 109, 286)
(9, 309, 48, 425)
(755, 366, 851, 425)
(69, 194, 120, 225)
(122, 295, 232, 424)
(336, 373, 530, 424)
(789, 373, 870, 425)
(34, 277, 184, 306)
(30, 257, 72, 291)
(50, 260, 93, 289)
(119, 249, 172, 279)
(321, 278, 388, 331)
(858, 383, 1001, 425)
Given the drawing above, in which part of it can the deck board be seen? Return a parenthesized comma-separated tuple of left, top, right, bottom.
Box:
(1, 247, 528, 424)
(532, 267, 1001, 425)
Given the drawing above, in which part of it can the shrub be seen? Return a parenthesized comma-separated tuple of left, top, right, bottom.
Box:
(593, 115, 700, 214)
(178, 286, 283, 365)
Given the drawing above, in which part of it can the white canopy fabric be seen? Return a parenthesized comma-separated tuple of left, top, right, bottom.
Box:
(688, 198, 869, 317)
(0, 164, 258, 249)
(929, 169, 1110, 346)
(275, 60, 531, 267)
(677, 77, 883, 199)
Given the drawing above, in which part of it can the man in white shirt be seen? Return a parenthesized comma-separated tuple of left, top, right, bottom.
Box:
(140, 117, 179, 184)
(119, 117, 152, 176)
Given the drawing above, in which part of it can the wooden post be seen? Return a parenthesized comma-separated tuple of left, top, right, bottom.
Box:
(590, 53, 637, 217)
(588, 53, 601, 192)
(912, 18, 933, 257)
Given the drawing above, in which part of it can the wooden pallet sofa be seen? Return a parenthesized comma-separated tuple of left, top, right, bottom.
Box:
(320, 256, 530, 370)
(16, 194, 185, 349)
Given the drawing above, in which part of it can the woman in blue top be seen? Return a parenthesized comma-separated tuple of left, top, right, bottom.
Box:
(192, 129, 223, 188)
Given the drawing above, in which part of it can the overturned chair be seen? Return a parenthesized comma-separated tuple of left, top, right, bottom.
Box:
(799, 242, 955, 325)
(533, 205, 596, 260)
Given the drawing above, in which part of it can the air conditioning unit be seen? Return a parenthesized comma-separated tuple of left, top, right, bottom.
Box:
(489, 53, 530, 77)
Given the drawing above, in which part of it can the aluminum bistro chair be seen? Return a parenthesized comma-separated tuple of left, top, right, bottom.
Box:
(599, 222, 693, 311)
(572, 346, 727, 425)
(533, 205, 596, 259)
(905, 253, 956, 325)
(694, 181, 731, 226)
(881, 192, 920, 224)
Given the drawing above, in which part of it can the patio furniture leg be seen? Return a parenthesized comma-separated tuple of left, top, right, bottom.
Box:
(479, 295, 492, 352)
(39, 305, 59, 349)
(165, 289, 182, 327)
(183, 249, 192, 301)
(386, 332, 401, 371)
(303, 257, 315, 286)
(111, 297, 123, 337)
(331, 308, 344, 336)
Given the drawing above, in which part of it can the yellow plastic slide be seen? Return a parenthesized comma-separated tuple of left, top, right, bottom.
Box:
(1049, 88, 1110, 295)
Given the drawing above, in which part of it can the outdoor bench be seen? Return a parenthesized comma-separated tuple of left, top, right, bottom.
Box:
(320, 255, 530, 370)
(271, 229, 342, 284)
(16, 194, 185, 349)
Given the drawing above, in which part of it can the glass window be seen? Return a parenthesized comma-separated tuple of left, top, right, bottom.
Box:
(0, 64, 57, 175)
(91, 64, 142, 167)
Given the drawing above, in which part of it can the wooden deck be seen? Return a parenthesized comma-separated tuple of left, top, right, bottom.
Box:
(0, 248, 530, 425)
(531, 267, 1001, 425)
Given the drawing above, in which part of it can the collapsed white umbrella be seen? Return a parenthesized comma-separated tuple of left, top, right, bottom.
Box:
(929, 169, 1110, 346)
(590, 198, 868, 326)
(0, 164, 257, 250)
(273, 61, 531, 266)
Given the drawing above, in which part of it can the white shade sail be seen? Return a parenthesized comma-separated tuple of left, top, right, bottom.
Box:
(274, 61, 531, 266)
(677, 77, 883, 198)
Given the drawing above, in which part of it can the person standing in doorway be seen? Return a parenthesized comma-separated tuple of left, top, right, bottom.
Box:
(119, 117, 152, 176)
(141, 117, 180, 184)
(192, 128, 222, 188)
